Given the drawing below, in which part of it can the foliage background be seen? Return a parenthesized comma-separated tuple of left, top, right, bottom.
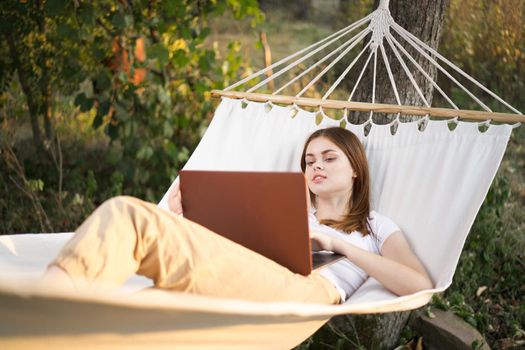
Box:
(0, 0, 523, 348)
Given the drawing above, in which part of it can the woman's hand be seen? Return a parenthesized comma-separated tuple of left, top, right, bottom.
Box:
(310, 231, 336, 252)
(167, 180, 183, 215)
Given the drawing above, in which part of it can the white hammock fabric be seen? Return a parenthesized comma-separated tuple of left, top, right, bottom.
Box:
(0, 98, 513, 349)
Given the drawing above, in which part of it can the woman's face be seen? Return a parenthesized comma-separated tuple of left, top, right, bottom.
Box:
(304, 136, 356, 201)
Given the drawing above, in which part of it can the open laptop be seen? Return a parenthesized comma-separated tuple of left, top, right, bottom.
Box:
(179, 170, 344, 276)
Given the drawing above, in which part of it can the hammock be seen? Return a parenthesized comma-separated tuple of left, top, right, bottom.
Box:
(1, 1, 523, 348)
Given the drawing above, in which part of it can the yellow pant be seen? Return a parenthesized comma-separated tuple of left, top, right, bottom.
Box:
(52, 196, 340, 304)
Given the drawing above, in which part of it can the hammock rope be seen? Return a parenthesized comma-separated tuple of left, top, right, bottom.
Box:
(378, 42, 401, 106)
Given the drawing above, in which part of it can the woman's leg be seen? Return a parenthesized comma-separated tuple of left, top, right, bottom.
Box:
(50, 196, 340, 304)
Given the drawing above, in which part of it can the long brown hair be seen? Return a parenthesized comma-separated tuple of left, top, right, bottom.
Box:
(300, 127, 372, 236)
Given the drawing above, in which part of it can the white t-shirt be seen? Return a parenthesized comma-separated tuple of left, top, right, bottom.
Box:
(309, 210, 400, 303)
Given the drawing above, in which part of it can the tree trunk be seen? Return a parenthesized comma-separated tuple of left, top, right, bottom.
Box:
(330, 311, 415, 349)
(4, 0, 55, 154)
(350, 0, 448, 124)
(331, 1, 448, 349)
(5, 33, 45, 152)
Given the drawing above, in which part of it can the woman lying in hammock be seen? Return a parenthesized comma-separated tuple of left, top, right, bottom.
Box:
(43, 127, 433, 304)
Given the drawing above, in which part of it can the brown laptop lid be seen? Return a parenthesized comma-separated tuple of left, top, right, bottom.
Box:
(180, 170, 313, 275)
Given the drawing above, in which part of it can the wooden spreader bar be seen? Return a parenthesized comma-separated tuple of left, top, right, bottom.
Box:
(211, 90, 525, 124)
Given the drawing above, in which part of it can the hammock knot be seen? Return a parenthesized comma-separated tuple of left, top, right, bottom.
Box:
(369, 7, 393, 51)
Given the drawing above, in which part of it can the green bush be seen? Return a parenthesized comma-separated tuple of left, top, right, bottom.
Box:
(0, 0, 262, 233)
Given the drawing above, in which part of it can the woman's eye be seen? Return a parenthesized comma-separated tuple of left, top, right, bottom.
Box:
(325, 157, 336, 162)
(305, 161, 314, 166)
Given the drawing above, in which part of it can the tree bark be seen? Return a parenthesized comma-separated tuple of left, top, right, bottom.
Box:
(330, 1, 448, 349)
(5, 33, 44, 152)
(350, 0, 448, 124)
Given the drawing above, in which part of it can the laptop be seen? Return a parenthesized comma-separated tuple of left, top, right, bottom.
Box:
(179, 170, 344, 276)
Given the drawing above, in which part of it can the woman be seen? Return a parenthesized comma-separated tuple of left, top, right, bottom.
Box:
(43, 127, 432, 304)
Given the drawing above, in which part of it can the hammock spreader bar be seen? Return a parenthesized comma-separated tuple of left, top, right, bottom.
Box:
(211, 90, 525, 124)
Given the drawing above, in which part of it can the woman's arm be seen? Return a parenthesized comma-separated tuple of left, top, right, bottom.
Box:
(310, 231, 433, 296)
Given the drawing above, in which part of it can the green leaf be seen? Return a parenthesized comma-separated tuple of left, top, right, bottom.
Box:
(114, 102, 129, 121)
(27, 179, 44, 192)
(124, 15, 133, 27)
(92, 112, 104, 129)
(56, 23, 77, 40)
(147, 43, 170, 66)
(162, 0, 185, 17)
(198, 50, 215, 72)
(74, 93, 94, 112)
(98, 99, 111, 116)
(44, 0, 68, 17)
(163, 120, 174, 137)
(194, 81, 208, 95)
(177, 146, 189, 163)
(92, 44, 108, 61)
(72, 193, 84, 206)
(166, 142, 177, 158)
(172, 50, 190, 67)
(85, 170, 98, 198)
(63, 57, 82, 78)
(180, 27, 192, 39)
(93, 99, 110, 129)
(426, 309, 436, 319)
(466, 316, 478, 328)
(196, 27, 211, 42)
(136, 145, 154, 160)
(94, 72, 111, 92)
(315, 113, 323, 125)
(111, 11, 126, 30)
(106, 122, 119, 140)
(77, 4, 95, 25)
